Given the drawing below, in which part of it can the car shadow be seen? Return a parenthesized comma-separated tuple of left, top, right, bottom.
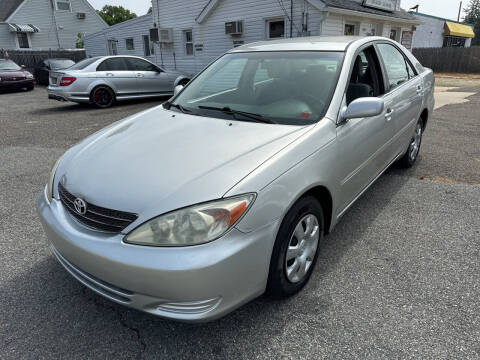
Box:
(1, 168, 411, 357)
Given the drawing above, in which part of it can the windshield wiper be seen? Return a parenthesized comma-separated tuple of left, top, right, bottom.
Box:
(163, 101, 192, 114)
(198, 106, 276, 124)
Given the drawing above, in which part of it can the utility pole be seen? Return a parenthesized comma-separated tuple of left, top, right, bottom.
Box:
(457, 1, 462, 22)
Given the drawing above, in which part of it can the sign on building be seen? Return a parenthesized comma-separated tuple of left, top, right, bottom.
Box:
(363, 0, 396, 12)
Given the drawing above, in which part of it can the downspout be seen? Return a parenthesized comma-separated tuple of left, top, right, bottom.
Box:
(290, 0, 293, 37)
(50, 0, 61, 49)
(156, 0, 164, 66)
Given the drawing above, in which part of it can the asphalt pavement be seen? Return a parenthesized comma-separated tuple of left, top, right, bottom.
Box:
(1, 86, 479, 359)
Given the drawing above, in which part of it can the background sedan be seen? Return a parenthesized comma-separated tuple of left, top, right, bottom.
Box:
(47, 55, 191, 108)
(34, 58, 75, 86)
(0, 59, 34, 91)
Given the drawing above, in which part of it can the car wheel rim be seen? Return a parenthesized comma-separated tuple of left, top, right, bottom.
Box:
(285, 214, 319, 283)
(95, 88, 111, 106)
(409, 123, 422, 161)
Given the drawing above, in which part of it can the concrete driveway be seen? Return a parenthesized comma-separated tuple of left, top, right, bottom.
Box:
(1, 86, 479, 359)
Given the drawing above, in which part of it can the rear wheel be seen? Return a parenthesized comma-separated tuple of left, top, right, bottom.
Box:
(267, 196, 324, 298)
(90, 86, 115, 108)
(400, 119, 423, 168)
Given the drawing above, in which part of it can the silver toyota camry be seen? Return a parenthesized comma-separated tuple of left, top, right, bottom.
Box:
(37, 36, 435, 322)
(47, 55, 190, 108)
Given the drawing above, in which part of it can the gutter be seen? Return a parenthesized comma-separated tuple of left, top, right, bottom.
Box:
(325, 7, 422, 25)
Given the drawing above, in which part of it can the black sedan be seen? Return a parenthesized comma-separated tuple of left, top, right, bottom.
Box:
(34, 58, 75, 85)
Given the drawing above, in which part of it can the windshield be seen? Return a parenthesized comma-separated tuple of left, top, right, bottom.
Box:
(0, 60, 21, 71)
(172, 51, 344, 125)
(49, 59, 75, 69)
(67, 57, 100, 70)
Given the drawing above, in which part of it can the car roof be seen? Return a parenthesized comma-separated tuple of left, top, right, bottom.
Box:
(229, 36, 384, 53)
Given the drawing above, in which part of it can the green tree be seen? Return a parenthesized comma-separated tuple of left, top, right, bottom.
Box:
(464, 0, 480, 45)
(97, 5, 137, 26)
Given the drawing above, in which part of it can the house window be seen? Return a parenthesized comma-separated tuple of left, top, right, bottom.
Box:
(267, 18, 285, 39)
(125, 38, 134, 50)
(344, 24, 356, 36)
(184, 30, 193, 55)
(143, 35, 154, 56)
(56, 0, 71, 11)
(17, 32, 30, 48)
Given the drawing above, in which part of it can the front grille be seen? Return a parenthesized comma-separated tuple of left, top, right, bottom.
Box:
(4, 77, 25, 81)
(58, 183, 138, 233)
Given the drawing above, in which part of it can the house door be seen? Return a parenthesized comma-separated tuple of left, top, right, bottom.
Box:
(108, 40, 118, 55)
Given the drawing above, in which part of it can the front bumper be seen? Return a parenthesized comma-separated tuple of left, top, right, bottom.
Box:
(47, 86, 90, 103)
(37, 189, 278, 322)
(0, 79, 34, 89)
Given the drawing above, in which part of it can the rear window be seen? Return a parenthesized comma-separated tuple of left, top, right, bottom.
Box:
(67, 57, 101, 70)
(49, 59, 75, 69)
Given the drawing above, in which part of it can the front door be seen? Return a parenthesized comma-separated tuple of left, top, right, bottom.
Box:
(125, 57, 173, 94)
(108, 40, 118, 55)
(336, 45, 395, 213)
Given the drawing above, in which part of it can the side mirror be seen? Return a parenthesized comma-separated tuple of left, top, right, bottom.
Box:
(340, 97, 384, 122)
(21, 65, 26, 69)
(174, 85, 184, 96)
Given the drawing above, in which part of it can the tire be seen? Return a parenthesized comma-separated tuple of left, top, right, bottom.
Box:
(267, 195, 324, 298)
(90, 86, 115, 108)
(26, 85, 34, 91)
(399, 119, 423, 168)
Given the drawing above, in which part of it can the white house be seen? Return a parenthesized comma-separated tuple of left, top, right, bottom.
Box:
(411, 12, 475, 48)
(0, 0, 107, 50)
(85, 0, 420, 73)
(85, 14, 158, 62)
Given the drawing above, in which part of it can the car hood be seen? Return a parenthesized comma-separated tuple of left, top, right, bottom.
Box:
(58, 107, 309, 224)
(0, 70, 29, 78)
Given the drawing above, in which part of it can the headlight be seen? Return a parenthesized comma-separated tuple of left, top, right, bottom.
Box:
(124, 194, 256, 247)
(46, 157, 62, 203)
(26, 74, 34, 79)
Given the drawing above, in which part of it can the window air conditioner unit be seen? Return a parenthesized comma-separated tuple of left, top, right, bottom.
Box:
(76, 12, 86, 19)
(159, 28, 174, 43)
(225, 21, 243, 35)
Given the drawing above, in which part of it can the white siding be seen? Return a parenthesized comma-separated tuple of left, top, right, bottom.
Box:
(0, 23, 16, 48)
(151, 0, 326, 73)
(412, 16, 445, 48)
(84, 14, 155, 60)
(5, 0, 107, 50)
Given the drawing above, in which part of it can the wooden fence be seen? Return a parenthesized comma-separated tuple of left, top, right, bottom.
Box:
(412, 46, 480, 73)
(1, 49, 86, 72)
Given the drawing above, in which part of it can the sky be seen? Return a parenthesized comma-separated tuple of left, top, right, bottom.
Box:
(89, 0, 471, 22)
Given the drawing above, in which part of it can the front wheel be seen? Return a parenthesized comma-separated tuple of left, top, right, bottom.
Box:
(90, 86, 115, 108)
(267, 196, 324, 298)
(400, 119, 423, 168)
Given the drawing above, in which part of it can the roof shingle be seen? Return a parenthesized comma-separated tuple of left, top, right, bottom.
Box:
(0, 0, 24, 21)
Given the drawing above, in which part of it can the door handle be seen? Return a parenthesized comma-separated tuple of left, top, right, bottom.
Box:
(416, 85, 423, 94)
(136, 73, 144, 78)
(106, 73, 114, 77)
(385, 108, 394, 121)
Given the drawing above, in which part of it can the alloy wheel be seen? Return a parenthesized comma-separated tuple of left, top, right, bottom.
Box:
(409, 122, 423, 161)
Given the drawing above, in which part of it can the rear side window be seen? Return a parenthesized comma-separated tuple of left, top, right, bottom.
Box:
(125, 58, 158, 72)
(376, 44, 410, 91)
(97, 58, 129, 71)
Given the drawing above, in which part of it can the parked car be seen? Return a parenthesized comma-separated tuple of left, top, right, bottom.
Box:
(0, 59, 35, 91)
(34, 58, 75, 86)
(37, 36, 434, 322)
(47, 55, 191, 108)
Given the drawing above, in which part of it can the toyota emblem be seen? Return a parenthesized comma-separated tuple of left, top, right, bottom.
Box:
(74, 197, 87, 215)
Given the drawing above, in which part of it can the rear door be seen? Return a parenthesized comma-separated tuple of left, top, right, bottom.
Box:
(376, 43, 424, 156)
(125, 57, 172, 94)
(95, 57, 137, 95)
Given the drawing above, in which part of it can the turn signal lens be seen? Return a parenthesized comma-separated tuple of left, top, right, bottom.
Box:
(124, 194, 256, 247)
(59, 76, 76, 86)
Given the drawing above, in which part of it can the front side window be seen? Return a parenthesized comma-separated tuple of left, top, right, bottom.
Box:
(171, 51, 344, 125)
(56, 0, 71, 11)
(267, 19, 285, 39)
(17, 32, 30, 48)
(96, 58, 129, 71)
(125, 38, 134, 50)
(376, 43, 409, 91)
(184, 30, 193, 55)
